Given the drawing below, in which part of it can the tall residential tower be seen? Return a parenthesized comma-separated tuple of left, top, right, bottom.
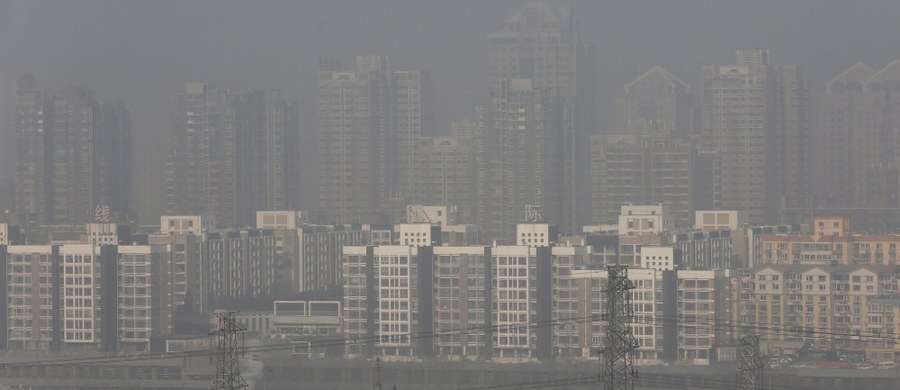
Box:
(817, 61, 900, 230)
(165, 83, 298, 228)
(699, 50, 810, 225)
(14, 76, 132, 225)
(479, 2, 593, 240)
(315, 56, 431, 224)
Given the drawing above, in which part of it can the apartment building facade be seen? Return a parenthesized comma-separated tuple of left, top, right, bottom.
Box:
(738, 264, 900, 351)
(341, 241, 738, 365)
(0, 244, 174, 353)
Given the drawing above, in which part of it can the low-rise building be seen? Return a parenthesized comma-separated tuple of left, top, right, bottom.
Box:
(160, 215, 215, 236)
(618, 204, 672, 236)
(694, 210, 746, 232)
(738, 264, 900, 352)
(516, 223, 557, 247)
(640, 246, 678, 271)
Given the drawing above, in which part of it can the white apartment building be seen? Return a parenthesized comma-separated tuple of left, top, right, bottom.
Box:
(433, 246, 489, 360)
(60, 244, 100, 346)
(117, 245, 174, 351)
(673, 270, 725, 365)
(640, 246, 677, 271)
(694, 210, 747, 232)
(86, 223, 118, 246)
(619, 204, 672, 236)
(567, 268, 664, 364)
(491, 245, 536, 362)
(397, 224, 438, 247)
(375, 246, 418, 359)
(516, 223, 556, 247)
(343, 245, 421, 360)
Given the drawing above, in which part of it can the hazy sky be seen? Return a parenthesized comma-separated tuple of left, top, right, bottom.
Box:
(2, 0, 900, 220)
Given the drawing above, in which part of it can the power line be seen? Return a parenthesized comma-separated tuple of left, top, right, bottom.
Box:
(2, 307, 897, 369)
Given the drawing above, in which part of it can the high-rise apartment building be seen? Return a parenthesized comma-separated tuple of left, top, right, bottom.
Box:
(412, 137, 476, 223)
(615, 66, 693, 138)
(482, 2, 594, 236)
(700, 50, 810, 225)
(14, 76, 132, 225)
(0, 243, 174, 352)
(591, 136, 699, 227)
(817, 61, 900, 230)
(165, 84, 298, 228)
(479, 80, 569, 242)
(316, 57, 431, 224)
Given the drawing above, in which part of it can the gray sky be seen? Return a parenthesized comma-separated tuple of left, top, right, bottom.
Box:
(2, 0, 900, 221)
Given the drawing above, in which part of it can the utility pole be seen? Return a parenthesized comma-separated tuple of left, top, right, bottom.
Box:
(739, 334, 763, 390)
(211, 311, 248, 390)
(599, 265, 638, 390)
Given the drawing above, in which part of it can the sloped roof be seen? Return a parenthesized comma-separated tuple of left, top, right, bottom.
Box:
(624, 66, 690, 94)
(750, 263, 900, 275)
(869, 59, 900, 83)
(826, 62, 874, 94)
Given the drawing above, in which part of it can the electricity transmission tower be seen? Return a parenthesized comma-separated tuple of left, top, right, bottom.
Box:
(373, 357, 383, 390)
(739, 335, 763, 390)
(599, 265, 639, 390)
(211, 311, 248, 390)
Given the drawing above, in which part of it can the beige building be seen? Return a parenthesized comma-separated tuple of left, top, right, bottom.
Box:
(694, 210, 747, 232)
(760, 233, 900, 266)
(618, 204, 672, 236)
(814, 216, 850, 237)
(740, 264, 900, 351)
(256, 210, 302, 230)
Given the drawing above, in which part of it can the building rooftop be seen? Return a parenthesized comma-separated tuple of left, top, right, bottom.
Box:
(868, 59, 900, 83)
(625, 65, 690, 94)
(750, 263, 900, 274)
(826, 62, 874, 93)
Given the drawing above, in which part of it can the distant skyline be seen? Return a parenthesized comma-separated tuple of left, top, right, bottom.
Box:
(3, 0, 900, 222)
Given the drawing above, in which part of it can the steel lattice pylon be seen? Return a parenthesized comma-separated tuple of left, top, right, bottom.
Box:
(599, 266, 639, 390)
(739, 335, 764, 390)
(211, 311, 248, 390)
